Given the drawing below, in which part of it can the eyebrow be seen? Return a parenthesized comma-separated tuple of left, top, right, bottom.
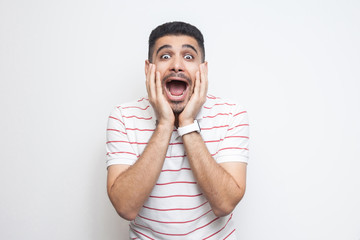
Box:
(156, 44, 171, 55)
(155, 44, 198, 56)
(182, 44, 198, 55)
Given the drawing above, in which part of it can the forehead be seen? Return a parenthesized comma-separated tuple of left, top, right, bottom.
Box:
(154, 35, 200, 52)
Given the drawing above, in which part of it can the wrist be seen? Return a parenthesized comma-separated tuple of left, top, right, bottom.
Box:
(178, 118, 194, 127)
(177, 120, 201, 137)
(155, 120, 174, 131)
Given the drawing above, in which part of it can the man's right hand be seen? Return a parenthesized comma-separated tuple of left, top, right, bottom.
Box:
(146, 63, 175, 127)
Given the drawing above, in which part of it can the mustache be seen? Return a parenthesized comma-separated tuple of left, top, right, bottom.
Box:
(162, 73, 192, 85)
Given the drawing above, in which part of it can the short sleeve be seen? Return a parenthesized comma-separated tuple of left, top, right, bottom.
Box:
(106, 107, 138, 168)
(214, 105, 250, 164)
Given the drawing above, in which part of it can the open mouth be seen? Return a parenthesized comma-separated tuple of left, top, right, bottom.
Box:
(166, 80, 188, 96)
(165, 78, 189, 100)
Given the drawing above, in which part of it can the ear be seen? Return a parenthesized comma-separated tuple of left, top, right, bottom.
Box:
(145, 60, 150, 75)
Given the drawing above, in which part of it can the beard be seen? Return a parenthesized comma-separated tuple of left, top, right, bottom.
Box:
(170, 100, 188, 114)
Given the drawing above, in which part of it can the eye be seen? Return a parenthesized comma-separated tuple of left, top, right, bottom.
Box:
(161, 54, 171, 59)
(184, 54, 193, 60)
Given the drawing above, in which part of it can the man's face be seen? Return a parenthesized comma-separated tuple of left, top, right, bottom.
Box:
(146, 35, 203, 114)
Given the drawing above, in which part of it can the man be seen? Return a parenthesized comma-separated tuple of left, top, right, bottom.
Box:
(106, 21, 249, 239)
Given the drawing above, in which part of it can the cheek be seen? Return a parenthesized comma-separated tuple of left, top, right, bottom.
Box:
(154, 63, 168, 76)
(188, 67, 199, 81)
(189, 67, 199, 92)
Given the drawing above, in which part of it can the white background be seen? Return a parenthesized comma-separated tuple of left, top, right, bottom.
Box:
(1, 0, 359, 239)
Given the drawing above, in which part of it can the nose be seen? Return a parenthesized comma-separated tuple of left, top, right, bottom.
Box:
(170, 55, 184, 73)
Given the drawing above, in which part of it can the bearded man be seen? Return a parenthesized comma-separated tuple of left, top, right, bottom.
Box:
(106, 21, 249, 239)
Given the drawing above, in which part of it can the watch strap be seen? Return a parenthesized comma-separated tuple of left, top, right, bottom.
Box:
(177, 120, 201, 137)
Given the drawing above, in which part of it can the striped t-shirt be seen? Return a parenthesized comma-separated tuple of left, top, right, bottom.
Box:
(106, 95, 249, 239)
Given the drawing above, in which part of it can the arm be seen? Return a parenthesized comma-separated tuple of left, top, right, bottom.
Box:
(107, 123, 173, 220)
(179, 63, 247, 217)
(182, 132, 247, 217)
(107, 64, 174, 221)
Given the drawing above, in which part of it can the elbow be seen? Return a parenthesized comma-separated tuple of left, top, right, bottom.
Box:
(212, 204, 236, 217)
(115, 208, 138, 221)
(212, 189, 245, 217)
(111, 200, 139, 221)
(108, 189, 139, 221)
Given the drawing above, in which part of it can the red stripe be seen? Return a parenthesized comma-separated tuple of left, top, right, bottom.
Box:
(203, 214, 233, 239)
(204, 139, 224, 143)
(109, 116, 124, 125)
(123, 115, 152, 120)
(130, 226, 154, 240)
(225, 136, 249, 139)
(204, 136, 248, 143)
(133, 216, 220, 236)
(219, 147, 249, 152)
(228, 124, 249, 131)
(126, 127, 155, 132)
(106, 140, 128, 144)
(161, 167, 191, 172)
(203, 113, 231, 118)
(137, 97, 148, 102)
(156, 181, 197, 186)
(107, 129, 127, 135)
(211, 147, 248, 156)
(203, 103, 236, 109)
(106, 151, 138, 157)
(169, 142, 183, 145)
(234, 111, 246, 117)
(149, 193, 202, 199)
(122, 105, 150, 110)
(143, 201, 208, 212)
(138, 209, 212, 224)
(207, 95, 220, 99)
(201, 125, 229, 130)
(223, 228, 236, 239)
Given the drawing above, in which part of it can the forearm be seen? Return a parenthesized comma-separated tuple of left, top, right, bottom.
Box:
(108, 123, 173, 220)
(182, 132, 245, 217)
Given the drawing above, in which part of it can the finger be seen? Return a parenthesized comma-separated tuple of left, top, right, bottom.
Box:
(199, 64, 205, 94)
(155, 70, 162, 98)
(149, 64, 157, 100)
(204, 61, 208, 79)
(145, 64, 152, 96)
(200, 63, 208, 98)
(193, 70, 201, 97)
(200, 63, 208, 84)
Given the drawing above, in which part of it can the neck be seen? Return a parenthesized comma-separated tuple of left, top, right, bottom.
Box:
(174, 113, 180, 128)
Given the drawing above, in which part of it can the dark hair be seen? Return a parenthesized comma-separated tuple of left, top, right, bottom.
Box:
(148, 21, 205, 62)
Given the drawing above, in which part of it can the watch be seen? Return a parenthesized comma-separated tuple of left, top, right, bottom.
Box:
(177, 120, 201, 137)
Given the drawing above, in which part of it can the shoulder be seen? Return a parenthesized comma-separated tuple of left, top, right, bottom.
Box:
(110, 97, 151, 116)
(114, 97, 149, 110)
(202, 94, 247, 115)
(108, 97, 156, 129)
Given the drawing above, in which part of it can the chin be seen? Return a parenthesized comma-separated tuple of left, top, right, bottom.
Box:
(170, 101, 186, 114)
